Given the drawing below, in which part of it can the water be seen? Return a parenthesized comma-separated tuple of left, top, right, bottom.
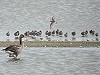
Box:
(0, 0, 100, 41)
(0, 47, 100, 75)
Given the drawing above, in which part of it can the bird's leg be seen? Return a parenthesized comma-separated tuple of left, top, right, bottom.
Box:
(12, 54, 17, 59)
(7, 52, 14, 57)
(9, 54, 13, 57)
(9, 53, 17, 59)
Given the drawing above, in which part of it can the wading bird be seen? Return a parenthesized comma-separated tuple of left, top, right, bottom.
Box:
(6, 31, 10, 41)
(14, 31, 20, 40)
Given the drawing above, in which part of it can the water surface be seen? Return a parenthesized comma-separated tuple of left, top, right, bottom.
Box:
(0, 47, 100, 75)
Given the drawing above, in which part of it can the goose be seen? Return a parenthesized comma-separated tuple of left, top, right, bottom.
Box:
(2, 34, 24, 59)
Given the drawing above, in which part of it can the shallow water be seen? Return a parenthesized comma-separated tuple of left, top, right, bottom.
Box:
(0, 47, 100, 75)
(0, 0, 100, 41)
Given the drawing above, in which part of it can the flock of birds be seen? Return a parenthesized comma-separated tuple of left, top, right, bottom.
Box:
(1, 16, 99, 60)
(5, 29, 99, 41)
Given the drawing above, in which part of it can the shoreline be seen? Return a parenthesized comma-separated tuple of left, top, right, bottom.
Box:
(0, 41, 100, 47)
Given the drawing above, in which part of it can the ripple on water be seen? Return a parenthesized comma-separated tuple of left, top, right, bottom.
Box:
(0, 47, 100, 75)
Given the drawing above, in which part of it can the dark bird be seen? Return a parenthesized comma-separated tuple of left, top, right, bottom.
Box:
(95, 33, 99, 37)
(6, 31, 10, 41)
(64, 32, 68, 37)
(59, 31, 63, 37)
(6, 31, 10, 39)
(6, 31, 10, 37)
(56, 29, 59, 36)
(14, 31, 20, 40)
(71, 31, 76, 41)
(2, 34, 24, 59)
(72, 31, 76, 36)
(89, 30, 95, 35)
(50, 16, 56, 29)
(52, 30, 55, 36)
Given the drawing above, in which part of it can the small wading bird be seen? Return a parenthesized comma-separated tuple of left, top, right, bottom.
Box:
(6, 31, 10, 41)
(2, 34, 24, 59)
(14, 31, 20, 40)
(50, 16, 56, 29)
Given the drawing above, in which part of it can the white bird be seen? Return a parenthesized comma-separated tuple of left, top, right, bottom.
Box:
(2, 34, 24, 59)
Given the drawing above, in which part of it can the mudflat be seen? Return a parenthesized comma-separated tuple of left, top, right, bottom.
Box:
(0, 41, 100, 47)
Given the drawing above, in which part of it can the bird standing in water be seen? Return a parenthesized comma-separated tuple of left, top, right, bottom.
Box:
(2, 34, 24, 59)
(6, 31, 10, 41)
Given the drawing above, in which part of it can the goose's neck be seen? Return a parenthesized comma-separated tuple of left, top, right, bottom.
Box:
(19, 37, 24, 49)
(19, 37, 22, 45)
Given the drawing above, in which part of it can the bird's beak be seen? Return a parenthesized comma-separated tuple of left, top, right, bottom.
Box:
(1, 49, 4, 51)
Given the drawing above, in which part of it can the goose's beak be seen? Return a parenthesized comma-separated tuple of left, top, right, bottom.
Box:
(1, 49, 4, 51)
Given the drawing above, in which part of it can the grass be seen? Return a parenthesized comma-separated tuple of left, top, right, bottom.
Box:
(0, 41, 100, 47)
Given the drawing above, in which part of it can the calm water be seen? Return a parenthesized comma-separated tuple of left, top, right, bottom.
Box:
(0, 0, 100, 41)
(0, 47, 100, 75)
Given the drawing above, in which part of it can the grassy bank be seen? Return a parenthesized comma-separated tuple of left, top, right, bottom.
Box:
(0, 41, 100, 47)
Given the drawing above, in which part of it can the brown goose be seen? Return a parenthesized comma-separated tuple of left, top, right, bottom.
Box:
(2, 34, 24, 59)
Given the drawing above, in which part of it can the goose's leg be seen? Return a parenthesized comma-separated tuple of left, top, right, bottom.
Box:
(9, 54, 13, 57)
(12, 54, 17, 59)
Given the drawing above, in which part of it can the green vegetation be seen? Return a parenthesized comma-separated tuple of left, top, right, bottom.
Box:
(0, 41, 100, 47)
